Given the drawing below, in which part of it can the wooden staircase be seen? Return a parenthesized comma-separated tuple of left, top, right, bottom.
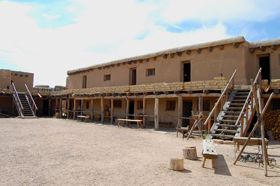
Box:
(210, 89, 251, 140)
(204, 69, 262, 140)
(11, 83, 37, 118)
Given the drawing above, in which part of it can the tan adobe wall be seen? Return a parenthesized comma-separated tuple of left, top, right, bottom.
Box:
(251, 47, 280, 80)
(0, 70, 12, 90)
(11, 71, 34, 92)
(67, 43, 248, 89)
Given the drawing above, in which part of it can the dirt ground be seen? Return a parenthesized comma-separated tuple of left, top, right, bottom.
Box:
(0, 118, 280, 186)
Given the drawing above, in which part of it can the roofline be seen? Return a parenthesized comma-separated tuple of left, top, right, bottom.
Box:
(249, 38, 280, 48)
(67, 36, 246, 75)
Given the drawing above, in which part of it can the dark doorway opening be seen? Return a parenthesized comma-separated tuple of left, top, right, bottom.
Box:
(183, 62, 191, 82)
(259, 55, 271, 83)
(129, 101, 134, 119)
(42, 99, 49, 116)
(130, 68, 137, 85)
(182, 101, 192, 127)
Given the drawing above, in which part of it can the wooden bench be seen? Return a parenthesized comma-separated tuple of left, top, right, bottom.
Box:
(77, 115, 90, 122)
(116, 118, 143, 128)
(202, 139, 218, 169)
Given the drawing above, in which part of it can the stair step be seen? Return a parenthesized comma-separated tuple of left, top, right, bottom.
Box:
(214, 129, 238, 133)
(216, 123, 240, 128)
(224, 111, 240, 114)
(223, 115, 239, 118)
(211, 133, 235, 139)
(220, 119, 236, 123)
(229, 103, 244, 106)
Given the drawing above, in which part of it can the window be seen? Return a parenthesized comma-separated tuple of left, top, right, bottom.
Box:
(272, 100, 280, 110)
(20, 74, 23, 77)
(82, 75, 87, 88)
(114, 100, 122, 108)
(137, 100, 143, 109)
(104, 74, 111, 81)
(166, 100, 176, 111)
(25, 75, 28, 77)
(146, 68, 155, 77)
(203, 100, 211, 111)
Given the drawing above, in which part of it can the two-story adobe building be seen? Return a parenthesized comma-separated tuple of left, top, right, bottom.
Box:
(52, 36, 280, 132)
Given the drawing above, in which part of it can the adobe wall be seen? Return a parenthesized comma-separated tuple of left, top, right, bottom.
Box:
(0, 70, 12, 90)
(11, 71, 34, 92)
(67, 43, 249, 89)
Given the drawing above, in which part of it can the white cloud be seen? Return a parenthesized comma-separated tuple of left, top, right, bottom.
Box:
(0, 0, 279, 87)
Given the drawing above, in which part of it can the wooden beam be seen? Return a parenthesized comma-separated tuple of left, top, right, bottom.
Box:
(110, 99, 114, 124)
(154, 97, 159, 130)
(90, 99, 94, 120)
(143, 97, 146, 127)
(126, 97, 129, 120)
(100, 97, 104, 123)
(177, 95, 183, 128)
(73, 98, 76, 119)
(198, 96, 203, 113)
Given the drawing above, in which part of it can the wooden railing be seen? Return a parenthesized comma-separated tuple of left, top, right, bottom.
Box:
(235, 68, 262, 136)
(25, 84, 38, 113)
(203, 69, 237, 132)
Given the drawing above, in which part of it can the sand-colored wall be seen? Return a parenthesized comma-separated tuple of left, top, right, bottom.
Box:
(0, 70, 33, 91)
(0, 70, 12, 90)
(67, 43, 249, 89)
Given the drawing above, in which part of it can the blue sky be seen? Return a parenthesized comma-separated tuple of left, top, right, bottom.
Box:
(1, 0, 280, 86)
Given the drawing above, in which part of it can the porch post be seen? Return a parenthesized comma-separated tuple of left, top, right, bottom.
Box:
(198, 96, 203, 113)
(73, 98, 76, 119)
(90, 99, 94, 120)
(126, 97, 129, 119)
(177, 95, 182, 127)
(110, 99, 114, 124)
(154, 97, 159, 130)
(143, 97, 146, 127)
(100, 97, 104, 123)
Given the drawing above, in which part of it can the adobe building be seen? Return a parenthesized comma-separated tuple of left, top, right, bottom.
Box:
(50, 36, 280, 138)
(0, 69, 33, 92)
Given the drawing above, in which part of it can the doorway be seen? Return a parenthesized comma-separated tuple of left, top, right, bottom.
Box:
(129, 100, 135, 119)
(183, 62, 191, 82)
(42, 99, 49, 116)
(182, 101, 192, 127)
(259, 55, 271, 82)
(130, 68, 137, 85)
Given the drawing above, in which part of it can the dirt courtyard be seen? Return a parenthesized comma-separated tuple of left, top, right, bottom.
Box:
(0, 118, 280, 185)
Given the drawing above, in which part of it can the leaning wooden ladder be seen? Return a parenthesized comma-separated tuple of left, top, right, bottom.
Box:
(185, 113, 205, 140)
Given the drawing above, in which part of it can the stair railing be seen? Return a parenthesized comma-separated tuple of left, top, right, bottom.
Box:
(203, 69, 237, 132)
(11, 82, 24, 117)
(234, 68, 262, 136)
(25, 84, 38, 114)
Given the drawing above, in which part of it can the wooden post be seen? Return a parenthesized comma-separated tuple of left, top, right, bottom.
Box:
(55, 98, 58, 114)
(80, 99, 83, 115)
(126, 97, 129, 119)
(100, 97, 104, 123)
(154, 97, 159, 130)
(110, 99, 114, 124)
(90, 99, 94, 120)
(73, 98, 76, 119)
(143, 97, 146, 127)
(59, 98, 62, 117)
(67, 98, 70, 119)
(48, 98, 52, 117)
(177, 95, 183, 128)
(258, 89, 268, 176)
(198, 96, 203, 113)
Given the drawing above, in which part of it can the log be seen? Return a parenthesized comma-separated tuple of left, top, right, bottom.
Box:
(183, 147, 198, 160)
(169, 158, 184, 171)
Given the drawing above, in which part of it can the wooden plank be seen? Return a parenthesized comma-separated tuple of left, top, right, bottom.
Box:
(154, 97, 159, 130)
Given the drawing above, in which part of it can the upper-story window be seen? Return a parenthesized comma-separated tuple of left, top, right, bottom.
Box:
(104, 74, 111, 81)
(146, 68, 155, 77)
(82, 75, 87, 88)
